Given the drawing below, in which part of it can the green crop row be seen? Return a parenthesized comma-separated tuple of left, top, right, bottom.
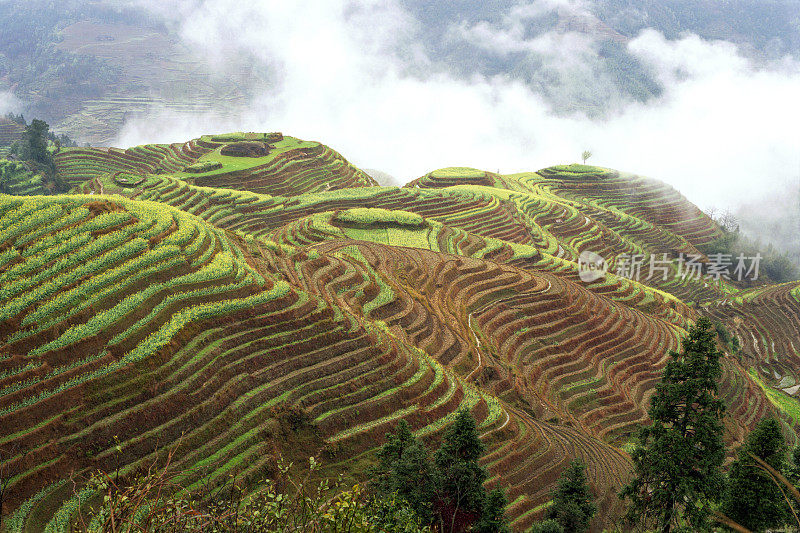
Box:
(25, 249, 242, 358)
(334, 207, 425, 227)
(162, 215, 198, 247)
(362, 275, 396, 316)
(43, 487, 96, 533)
(0, 196, 24, 217)
(2, 232, 92, 283)
(107, 253, 258, 346)
(0, 374, 39, 398)
(0, 247, 20, 270)
(21, 244, 183, 328)
(0, 351, 118, 417)
(0, 361, 36, 381)
(0, 204, 64, 245)
(122, 281, 291, 364)
(5, 283, 289, 415)
(790, 284, 800, 303)
(4, 481, 66, 533)
(315, 346, 429, 425)
(1, 235, 150, 323)
(7, 255, 188, 347)
(329, 405, 419, 443)
(749, 369, 800, 425)
(17, 207, 91, 249)
(0, 353, 103, 397)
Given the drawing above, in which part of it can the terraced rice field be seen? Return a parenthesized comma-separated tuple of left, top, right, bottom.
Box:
(0, 135, 798, 531)
(0, 119, 24, 148)
(0, 162, 50, 196)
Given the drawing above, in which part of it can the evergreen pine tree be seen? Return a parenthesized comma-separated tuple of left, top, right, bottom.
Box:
(721, 418, 789, 532)
(434, 408, 488, 533)
(372, 420, 437, 522)
(372, 412, 509, 532)
(17, 119, 51, 166)
(786, 444, 800, 486)
(474, 488, 510, 533)
(620, 317, 726, 532)
(546, 460, 596, 533)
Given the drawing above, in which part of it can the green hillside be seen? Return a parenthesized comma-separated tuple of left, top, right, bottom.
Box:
(1, 133, 798, 532)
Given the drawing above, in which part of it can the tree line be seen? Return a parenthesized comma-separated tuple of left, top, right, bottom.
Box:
(1, 116, 71, 193)
(620, 316, 800, 533)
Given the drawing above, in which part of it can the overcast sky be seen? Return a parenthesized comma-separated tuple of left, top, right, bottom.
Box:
(116, 0, 800, 217)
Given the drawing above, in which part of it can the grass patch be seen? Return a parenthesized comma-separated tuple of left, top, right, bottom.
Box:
(209, 132, 282, 143)
(749, 368, 800, 425)
(429, 167, 487, 179)
(334, 207, 425, 227)
(173, 136, 317, 178)
(184, 160, 223, 173)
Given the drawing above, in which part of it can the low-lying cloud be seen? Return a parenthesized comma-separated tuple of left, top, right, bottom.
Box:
(0, 90, 22, 115)
(117, 1, 800, 219)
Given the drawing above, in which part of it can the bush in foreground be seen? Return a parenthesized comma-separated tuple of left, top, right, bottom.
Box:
(69, 448, 431, 532)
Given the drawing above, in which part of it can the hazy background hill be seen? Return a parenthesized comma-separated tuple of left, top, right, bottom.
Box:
(0, 0, 798, 263)
(3, 0, 799, 143)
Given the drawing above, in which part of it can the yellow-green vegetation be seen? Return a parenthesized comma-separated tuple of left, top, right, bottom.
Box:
(2, 130, 797, 533)
(174, 136, 317, 178)
(546, 164, 613, 175)
(0, 160, 50, 195)
(334, 207, 425, 227)
(183, 160, 222, 173)
(748, 368, 800, 425)
(429, 167, 487, 178)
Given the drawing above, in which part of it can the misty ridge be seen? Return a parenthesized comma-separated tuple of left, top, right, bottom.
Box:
(0, 0, 798, 270)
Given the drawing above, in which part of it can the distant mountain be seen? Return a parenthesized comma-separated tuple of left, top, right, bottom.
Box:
(0, 1, 797, 143)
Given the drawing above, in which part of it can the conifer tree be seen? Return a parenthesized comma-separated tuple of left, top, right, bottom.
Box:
(547, 460, 596, 532)
(721, 418, 789, 532)
(620, 317, 726, 532)
(475, 488, 510, 533)
(372, 420, 437, 522)
(372, 411, 509, 533)
(788, 445, 800, 485)
(434, 409, 489, 533)
(16, 119, 51, 166)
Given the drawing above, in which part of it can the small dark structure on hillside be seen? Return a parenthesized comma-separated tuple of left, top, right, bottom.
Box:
(220, 141, 271, 157)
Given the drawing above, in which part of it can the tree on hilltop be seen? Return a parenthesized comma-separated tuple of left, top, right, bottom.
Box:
(620, 316, 726, 532)
(581, 150, 592, 164)
(9, 118, 69, 192)
(14, 118, 52, 167)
